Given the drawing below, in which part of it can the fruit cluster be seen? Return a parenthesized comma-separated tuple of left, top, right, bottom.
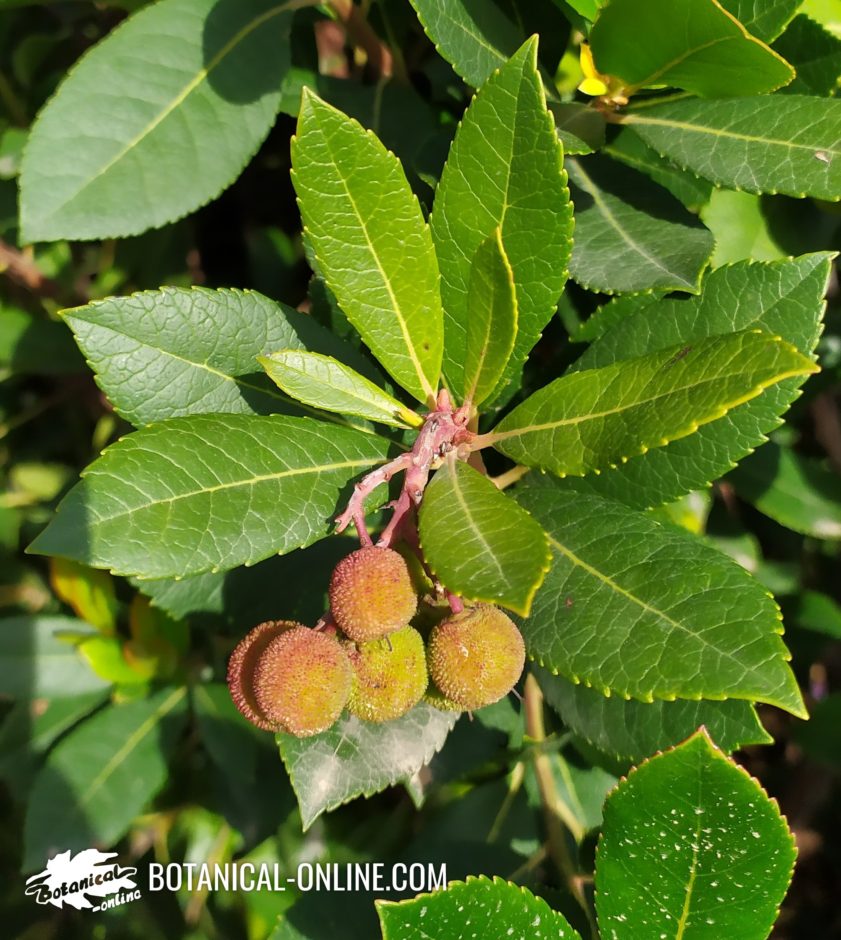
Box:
(227, 546, 526, 737)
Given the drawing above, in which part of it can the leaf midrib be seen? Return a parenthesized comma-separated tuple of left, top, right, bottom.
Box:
(37, 0, 308, 221)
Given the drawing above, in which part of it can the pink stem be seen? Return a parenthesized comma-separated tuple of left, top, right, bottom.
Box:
(447, 592, 465, 614)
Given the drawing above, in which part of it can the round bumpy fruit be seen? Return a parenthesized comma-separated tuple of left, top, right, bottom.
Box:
(427, 605, 525, 710)
(227, 620, 300, 731)
(252, 626, 353, 737)
(345, 626, 428, 722)
(329, 546, 417, 642)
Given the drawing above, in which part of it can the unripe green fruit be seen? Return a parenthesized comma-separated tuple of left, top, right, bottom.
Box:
(253, 626, 353, 737)
(227, 620, 300, 731)
(345, 626, 428, 722)
(427, 605, 525, 710)
(329, 546, 417, 642)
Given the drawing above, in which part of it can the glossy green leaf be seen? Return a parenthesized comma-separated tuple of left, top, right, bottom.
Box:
(728, 442, 841, 538)
(259, 351, 422, 429)
(623, 96, 841, 200)
(378, 876, 581, 939)
(23, 686, 188, 870)
(28, 415, 391, 579)
(773, 14, 841, 96)
(595, 731, 796, 939)
(62, 288, 375, 427)
(278, 703, 457, 829)
(291, 91, 443, 404)
(537, 667, 771, 762)
(564, 254, 833, 508)
(516, 488, 805, 715)
(418, 460, 550, 616)
(462, 229, 518, 406)
(430, 39, 572, 398)
(549, 101, 606, 155)
(572, 293, 661, 344)
(567, 155, 714, 294)
(20, 0, 296, 242)
(701, 190, 786, 266)
(719, 0, 801, 42)
(0, 617, 110, 699)
(487, 330, 815, 478)
(408, 0, 526, 88)
(590, 0, 794, 97)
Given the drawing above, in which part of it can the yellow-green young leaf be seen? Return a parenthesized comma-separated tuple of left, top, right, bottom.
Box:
(49, 558, 119, 635)
(378, 876, 581, 940)
(28, 415, 392, 580)
(418, 460, 550, 616)
(590, 0, 794, 97)
(595, 731, 797, 939)
(517, 487, 805, 717)
(430, 38, 572, 399)
(462, 229, 518, 407)
(291, 91, 443, 404)
(485, 330, 817, 478)
(622, 96, 841, 201)
(20, 0, 297, 242)
(259, 351, 423, 429)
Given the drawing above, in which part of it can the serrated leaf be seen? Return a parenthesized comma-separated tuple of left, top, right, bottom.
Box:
(20, 0, 295, 242)
(0, 617, 110, 699)
(567, 155, 714, 294)
(595, 731, 796, 939)
(623, 96, 841, 200)
(773, 14, 841, 96)
(430, 38, 573, 399)
(462, 229, 518, 406)
(572, 292, 661, 344)
(260, 350, 422, 429)
(590, 0, 794, 97)
(516, 487, 805, 716)
(28, 415, 391, 579)
(418, 460, 550, 616)
(719, 0, 801, 42)
(562, 254, 833, 508)
(23, 686, 187, 871)
(486, 330, 815, 478)
(728, 441, 841, 538)
(278, 703, 457, 829)
(377, 875, 581, 939)
(408, 0, 526, 88)
(62, 287, 375, 428)
(537, 666, 771, 762)
(291, 91, 442, 404)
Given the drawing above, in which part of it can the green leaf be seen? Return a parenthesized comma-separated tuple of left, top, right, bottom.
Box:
(462, 229, 518, 406)
(701, 190, 786, 267)
(278, 703, 457, 829)
(537, 666, 771, 762)
(418, 460, 550, 616)
(20, 0, 295, 242)
(291, 91, 443, 404)
(728, 441, 841, 538)
(572, 293, 661, 344)
(773, 14, 841, 96)
(62, 288, 376, 427)
(487, 330, 815, 478)
(563, 254, 832, 509)
(430, 38, 573, 399)
(0, 305, 83, 375)
(0, 616, 110, 699)
(595, 730, 796, 939)
(23, 686, 188, 870)
(260, 351, 422, 429)
(28, 415, 392, 579)
(786, 590, 841, 639)
(516, 487, 805, 716)
(590, 0, 794, 97)
(719, 0, 801, 42)
(567, 156, 714, 294)
(623, 96, 841, 200)
(408, 0, 526, 88)
(49, 558, 119, 634)
(378, 875, 581, 939)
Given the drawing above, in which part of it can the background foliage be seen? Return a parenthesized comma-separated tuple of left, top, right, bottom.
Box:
(1, 0, 840, 937)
